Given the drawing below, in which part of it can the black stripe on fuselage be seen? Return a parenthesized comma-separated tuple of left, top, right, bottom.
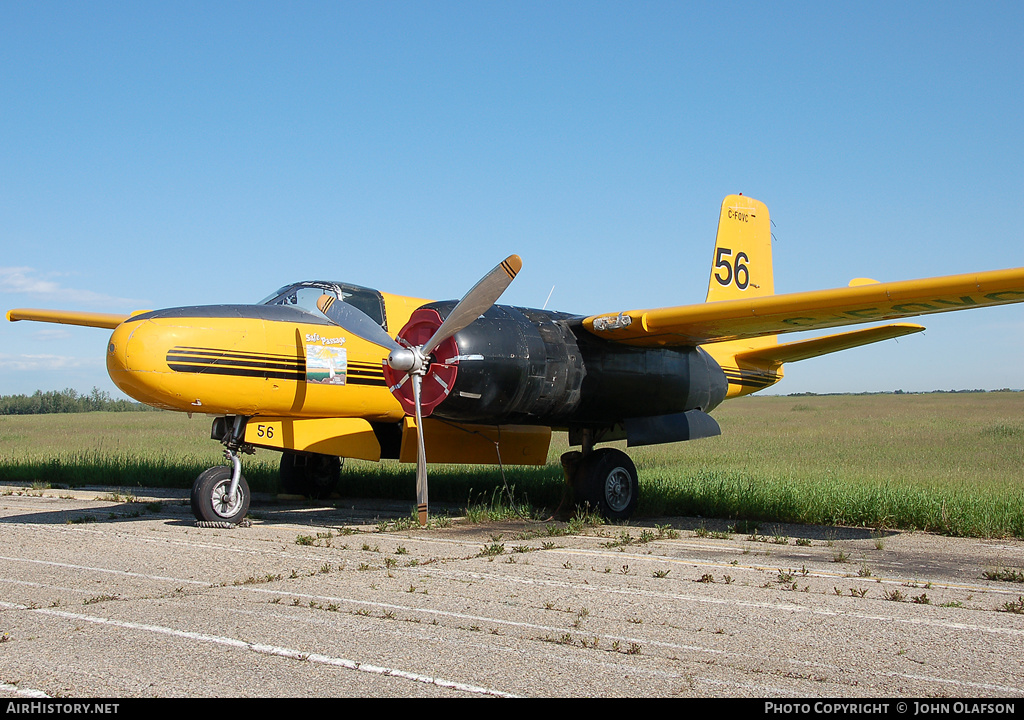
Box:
(348, 362, 387, 385)
(167, 346, 304, 381)
(167, 347, 303, 370)
(346, 361, 388, 386)
(167, 363, 307, 382)
(722, 367, 779, 389)
(345, 376, 387, 386)
(166, 346, 387, 386)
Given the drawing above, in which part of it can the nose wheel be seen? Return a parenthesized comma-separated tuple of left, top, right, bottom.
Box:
(191, 465, 250, 524)
(192, 415, 253, 525)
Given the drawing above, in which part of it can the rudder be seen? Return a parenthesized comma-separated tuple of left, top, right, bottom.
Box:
(702, 195, 782, 397)
(705, 195, 774, 302)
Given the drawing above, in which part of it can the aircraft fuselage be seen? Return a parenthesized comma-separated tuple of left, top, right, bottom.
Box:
(105, 293, 728, 441)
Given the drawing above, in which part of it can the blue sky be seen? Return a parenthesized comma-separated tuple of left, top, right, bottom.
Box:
(2, 1, 1022, 398)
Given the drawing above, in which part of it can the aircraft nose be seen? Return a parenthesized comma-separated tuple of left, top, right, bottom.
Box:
(106, 320, 143, 400)
(106, 324, 129, 375)
(105, 318, 175, 409)
(103, 308, 271, 415)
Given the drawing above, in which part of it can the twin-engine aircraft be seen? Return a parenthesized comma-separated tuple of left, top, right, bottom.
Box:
(9, 195, 1024, 526)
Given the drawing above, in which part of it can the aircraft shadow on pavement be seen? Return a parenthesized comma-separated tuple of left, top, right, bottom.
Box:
(0, 490, 447, 528)
(0, 487, 899, 543)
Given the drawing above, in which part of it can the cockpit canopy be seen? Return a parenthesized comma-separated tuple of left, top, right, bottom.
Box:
(260, 281, 387, 329)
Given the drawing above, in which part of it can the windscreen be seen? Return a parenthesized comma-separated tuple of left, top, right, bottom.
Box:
(260, 282, 386, 328)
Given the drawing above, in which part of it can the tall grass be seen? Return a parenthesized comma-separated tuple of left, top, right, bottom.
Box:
(0, 413, 276, 491)
(1, 393, 1022, 537)
(632, 392, 1024, 537)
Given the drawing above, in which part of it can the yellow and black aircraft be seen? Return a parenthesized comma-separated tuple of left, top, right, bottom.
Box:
(9, 195, 1024, 526)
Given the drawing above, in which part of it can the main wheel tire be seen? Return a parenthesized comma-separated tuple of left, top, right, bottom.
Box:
(577, 448, 639, 521)
(279, 452, 342, 499)
(191, 466, 250, 523)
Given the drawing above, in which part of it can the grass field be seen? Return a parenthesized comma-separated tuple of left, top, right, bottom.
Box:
(1, 392, 1022, 537)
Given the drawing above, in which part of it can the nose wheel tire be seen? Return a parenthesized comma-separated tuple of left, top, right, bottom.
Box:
(576, 448, 639, 521)
(191, 466, 250, 524)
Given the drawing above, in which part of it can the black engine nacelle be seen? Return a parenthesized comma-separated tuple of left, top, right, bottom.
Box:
(427, 302, 728, 429)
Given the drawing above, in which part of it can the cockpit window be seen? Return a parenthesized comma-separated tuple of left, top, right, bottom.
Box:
(259, 282, 387, 329)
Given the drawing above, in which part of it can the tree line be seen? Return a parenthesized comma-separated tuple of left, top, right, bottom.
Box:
(0, 388, 154, 415)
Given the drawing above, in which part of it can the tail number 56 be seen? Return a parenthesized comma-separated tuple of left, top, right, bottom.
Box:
(714, 248, 750, 290)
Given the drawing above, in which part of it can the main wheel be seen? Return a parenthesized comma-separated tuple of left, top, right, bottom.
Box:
(279, 452, 342, 499)
(191, 466, 250, 523)
(576, 448, 639, 521)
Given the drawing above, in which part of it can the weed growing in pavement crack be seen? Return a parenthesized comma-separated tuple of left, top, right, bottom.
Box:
(998, 596, 1024, 614)
(984, 567, 1024, 583)
(478, 542, 505, 557)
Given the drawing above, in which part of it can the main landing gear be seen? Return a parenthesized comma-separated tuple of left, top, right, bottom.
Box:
(191, 416, 253, 525)
(560, 429, 639, 521)
(279, 451, 342, 499)
(191, 416, 640, 524)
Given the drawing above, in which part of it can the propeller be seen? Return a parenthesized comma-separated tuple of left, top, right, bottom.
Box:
(317, 254, 522, 526)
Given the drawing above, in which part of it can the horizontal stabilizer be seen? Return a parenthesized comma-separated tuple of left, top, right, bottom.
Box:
(6, 308, 131, 330)
(733, 323, 925, 365)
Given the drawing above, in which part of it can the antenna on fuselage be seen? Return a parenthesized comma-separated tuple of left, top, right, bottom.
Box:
(542, 285, 555, 310)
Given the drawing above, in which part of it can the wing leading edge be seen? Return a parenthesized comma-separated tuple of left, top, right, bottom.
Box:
(584, 263, 1024, 348)
(6, 308, 131, 330)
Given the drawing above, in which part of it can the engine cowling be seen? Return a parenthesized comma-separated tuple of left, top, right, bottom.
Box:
(410, 302, 727, 429)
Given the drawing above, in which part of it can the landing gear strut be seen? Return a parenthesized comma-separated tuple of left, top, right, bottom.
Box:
(191, 416, 253, 524)
(559, 429, 640, 521)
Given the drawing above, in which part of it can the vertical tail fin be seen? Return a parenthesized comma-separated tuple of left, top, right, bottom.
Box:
(705, 195, 774, 302)
(702, 195, 782, 397)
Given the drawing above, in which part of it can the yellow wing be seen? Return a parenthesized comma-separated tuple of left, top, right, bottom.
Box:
(6, 308, 132, 329)
(583, 266, 1024, 347)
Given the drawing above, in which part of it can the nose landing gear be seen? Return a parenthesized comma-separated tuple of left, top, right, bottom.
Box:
(190, 463, 250, 524)
(191, 416, 253, 525)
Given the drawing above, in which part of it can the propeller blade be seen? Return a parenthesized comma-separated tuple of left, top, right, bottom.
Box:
(421, 254, 522, 357)
(411, 373, 428, 526)
(320, 253, 523, 528)
(317, 294, 402, 353)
